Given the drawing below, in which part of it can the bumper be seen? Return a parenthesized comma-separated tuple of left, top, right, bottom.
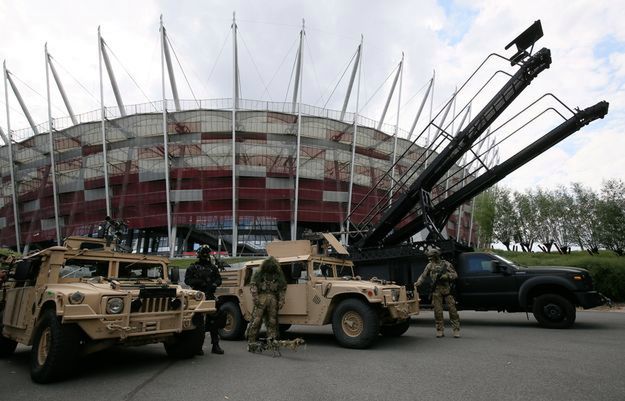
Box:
(387, 300, 420, 319)
(62, 299, 216, 340)
(575, 291, 611, 309)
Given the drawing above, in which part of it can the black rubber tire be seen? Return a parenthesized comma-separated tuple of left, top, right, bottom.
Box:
(379, 319, 410, 337)
(332, 298, 380, 349)
(278, 324, 292, 337)
(218, 301, 247, 340)
(164, 316, 205, 358)
(532, 294, 576, 329)
(30, 309, 81, 383)
(0, 309, 18, 357)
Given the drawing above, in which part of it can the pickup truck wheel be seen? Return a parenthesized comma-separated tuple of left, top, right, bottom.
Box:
(164, 318, 205, 358)
(218, 301, 247, 340)
(532, 294, 576, 329)
(30, 309, 81, 383)
(332, 299, 380, 349)
(379, 319, 410, 337)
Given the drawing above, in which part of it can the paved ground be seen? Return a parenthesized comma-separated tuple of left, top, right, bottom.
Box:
(1, 310, 624, 401)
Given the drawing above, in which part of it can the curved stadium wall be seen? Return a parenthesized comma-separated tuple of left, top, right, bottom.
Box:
(0, 100, 475, 253)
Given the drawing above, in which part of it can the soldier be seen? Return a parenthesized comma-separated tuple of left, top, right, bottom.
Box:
(184, 245, 225, 355)
(415, 248, 461, 338)
(246, 256, 287, 351)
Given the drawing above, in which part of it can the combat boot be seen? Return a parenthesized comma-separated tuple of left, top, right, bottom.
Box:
(212, 343, 225, 354)
(436, 330, 444, 338)
(453, 329, 460, 338)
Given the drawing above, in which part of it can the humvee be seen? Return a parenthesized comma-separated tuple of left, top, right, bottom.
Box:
(0, 236, 215, 383)
(216, 233, 419, 349)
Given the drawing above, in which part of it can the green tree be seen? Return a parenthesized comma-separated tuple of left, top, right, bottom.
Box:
(473, 187, 497, 248)
(597, 179, 625, 256)
(493, 188, 516, 251)
(513, 191, 540, 252)
(569, 183, 601, 254)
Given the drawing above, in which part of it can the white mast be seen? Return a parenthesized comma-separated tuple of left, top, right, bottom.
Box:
(45, 43, 62, 245)
(231, 12, 239, 255)
(292, 19, 305, 240)
(98, 26, 112, 217)
(345, 35, 363, 245)
(161, 16, 174, 258)
(389, 53, 404, 205)
(3, 61, 21, 251)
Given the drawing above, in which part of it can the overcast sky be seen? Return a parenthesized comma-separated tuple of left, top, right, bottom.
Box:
(1, 0, 623, 193)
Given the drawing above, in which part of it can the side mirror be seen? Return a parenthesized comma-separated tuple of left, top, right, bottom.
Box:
(169, 267, 180, 284)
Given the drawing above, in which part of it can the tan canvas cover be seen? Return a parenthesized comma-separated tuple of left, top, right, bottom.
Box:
(267, 240, 312, 258)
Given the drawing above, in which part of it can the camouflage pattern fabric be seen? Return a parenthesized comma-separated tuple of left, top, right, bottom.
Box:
(246, 257, 287, 346)
(416, 258, 460, 333)
(247, 337, 305, 357)
(246, 293, 281, 342)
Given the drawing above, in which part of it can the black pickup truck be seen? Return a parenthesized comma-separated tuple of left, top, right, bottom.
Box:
(451, 252, 608, 328)
(351, 246, 609, 329)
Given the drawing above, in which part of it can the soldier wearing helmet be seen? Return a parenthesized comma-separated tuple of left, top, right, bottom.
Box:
(185, 244, 225, 354)
(415, 247, 461, 338)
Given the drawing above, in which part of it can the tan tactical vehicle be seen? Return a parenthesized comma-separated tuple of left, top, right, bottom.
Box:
(216, 234, 419, 349)
(0, 236, 215, 383)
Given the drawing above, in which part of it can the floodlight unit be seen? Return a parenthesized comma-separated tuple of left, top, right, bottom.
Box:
(505, 20, 544, 66)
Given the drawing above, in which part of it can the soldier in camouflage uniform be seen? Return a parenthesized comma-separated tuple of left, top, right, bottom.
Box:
(185, 245, 225, 354)
(415, 248, 460, 338)
(246, 256, 287, 351)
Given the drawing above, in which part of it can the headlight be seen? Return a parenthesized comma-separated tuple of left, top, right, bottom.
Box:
(106, 297, 124, 314)
(169, 298, 182, 310)
(68, 291, 85, 304)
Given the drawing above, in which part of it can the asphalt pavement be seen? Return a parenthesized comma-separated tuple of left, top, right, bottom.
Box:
(1, 310, 624, 401)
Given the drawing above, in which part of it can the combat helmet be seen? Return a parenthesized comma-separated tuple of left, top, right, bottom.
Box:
(197, 244, 212, 259)
(425, 248, 441, 258)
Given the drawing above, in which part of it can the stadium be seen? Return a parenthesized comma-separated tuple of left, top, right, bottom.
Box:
(0, 22, 477, 256)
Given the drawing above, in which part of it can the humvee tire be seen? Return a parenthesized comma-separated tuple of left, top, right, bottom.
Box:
(379, 319, 410, 337)
(532, 294, 576, 329)
(164, 317, 205, 358)
(278, 324, 292, 336)
(0, 310, 18, 357)
(219, 301, 247, 340)
(332, 298, 379, 349)
(30, 309, 81, 383)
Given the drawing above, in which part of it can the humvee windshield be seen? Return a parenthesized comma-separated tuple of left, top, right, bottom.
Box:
(118, 262, 163, 279)
(60, 259, 109, 279)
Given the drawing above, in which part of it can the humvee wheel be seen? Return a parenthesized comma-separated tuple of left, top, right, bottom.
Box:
(532, 294, 576, 329)
(0, 310, 18, 357)
(30, 309, 81, 383)
(164, 317, 205, 358)
(379, 319, 410, 337)
(332, 299, 379, 349)
(218, 301, 247, 340)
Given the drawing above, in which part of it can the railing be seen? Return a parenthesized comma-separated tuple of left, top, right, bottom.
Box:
(7, 98, 417, 144)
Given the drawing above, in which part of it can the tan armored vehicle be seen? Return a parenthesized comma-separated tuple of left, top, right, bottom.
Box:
(0, 236, 215, 383)
(216, 234, 419, 349)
